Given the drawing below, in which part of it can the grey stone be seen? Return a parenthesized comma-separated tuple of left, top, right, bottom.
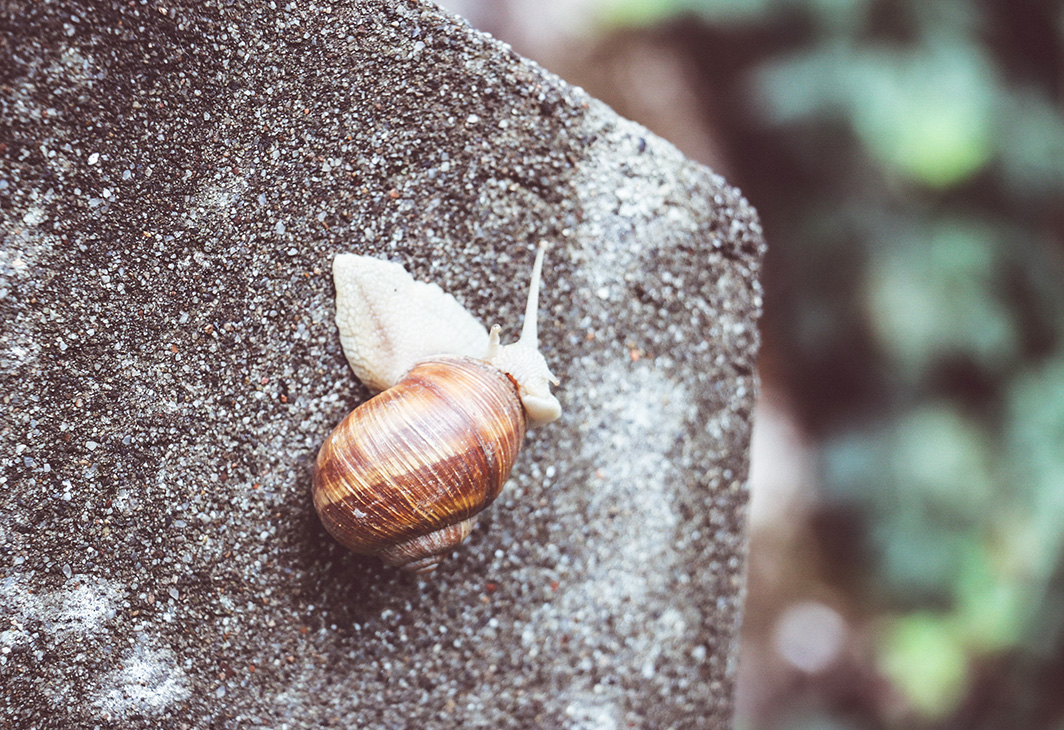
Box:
(0, 0, 764, 727)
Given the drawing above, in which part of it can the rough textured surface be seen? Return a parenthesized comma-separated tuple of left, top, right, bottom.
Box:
(0, 0, 765, 727)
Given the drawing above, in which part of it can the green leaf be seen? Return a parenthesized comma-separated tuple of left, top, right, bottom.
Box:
(953, 544, 1027, 651)
(863, 219, 1017, 379)
(594, 0, 777, 29)
(996, 89, 1064, 198)
(846, 41, 996, 186)
(878, 613, 969, 720)
(754, 38, 998, 186)
(1003, 358, 1064, 588)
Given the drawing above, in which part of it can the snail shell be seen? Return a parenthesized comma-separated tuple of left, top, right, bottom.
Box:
(313, 244, 560, 573)
(313, 357, 526, 572)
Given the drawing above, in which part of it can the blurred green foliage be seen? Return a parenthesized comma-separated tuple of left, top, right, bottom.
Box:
(595, 0, 1064, 727)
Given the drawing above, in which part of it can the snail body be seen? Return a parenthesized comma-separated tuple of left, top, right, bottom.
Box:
(313, 244, 560, 573)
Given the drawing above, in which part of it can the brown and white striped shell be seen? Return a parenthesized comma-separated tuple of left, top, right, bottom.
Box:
(312, 244, 560, 573)
(313, 357, 526, 573)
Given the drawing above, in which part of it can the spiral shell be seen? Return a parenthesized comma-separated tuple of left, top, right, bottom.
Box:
(314, 243, 560, 573)
(312, 356, 526, 573)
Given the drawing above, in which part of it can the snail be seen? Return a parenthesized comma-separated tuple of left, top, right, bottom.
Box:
(312, 243, 561, 573)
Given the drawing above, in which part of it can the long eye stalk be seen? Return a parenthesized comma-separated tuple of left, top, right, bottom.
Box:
(517, 241, 548, 349)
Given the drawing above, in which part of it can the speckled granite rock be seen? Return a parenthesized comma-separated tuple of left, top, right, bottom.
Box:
(0, 0, 764, 727)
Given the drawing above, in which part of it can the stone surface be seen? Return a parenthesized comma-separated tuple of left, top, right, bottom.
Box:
(0, 0, 764, 727)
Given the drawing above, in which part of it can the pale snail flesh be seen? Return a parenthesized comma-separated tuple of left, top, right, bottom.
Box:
(312, 243, 561, 573)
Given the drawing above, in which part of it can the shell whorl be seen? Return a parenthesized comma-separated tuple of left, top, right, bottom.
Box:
(377, 518, 477, 574)
(312, 356, 527, 571)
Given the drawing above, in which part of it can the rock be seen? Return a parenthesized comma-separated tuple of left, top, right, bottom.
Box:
(0, 0, 764, 727)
